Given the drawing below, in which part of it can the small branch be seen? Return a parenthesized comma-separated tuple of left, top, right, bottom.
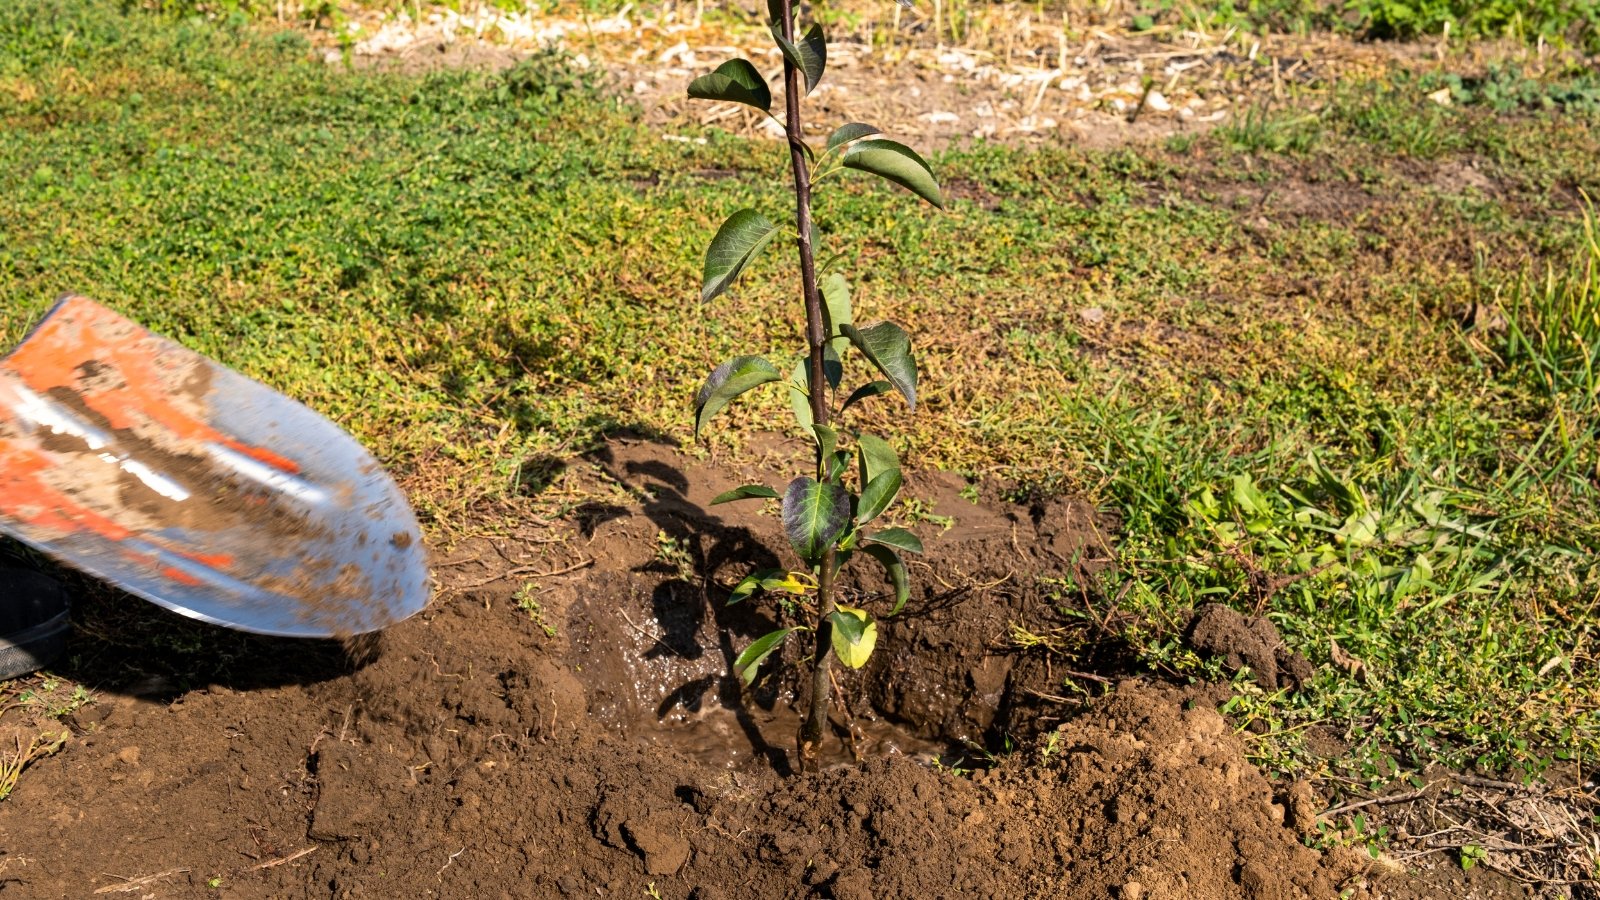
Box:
(251, 847, 316, 871)
(1452, 773, 1530, 793)
(449, 558, 593, 591)
(1319, 783, 1434, 819)
(93, 869, 190, 894)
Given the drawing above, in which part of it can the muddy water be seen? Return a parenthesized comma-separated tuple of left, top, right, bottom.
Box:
(568, 584, 955, 771)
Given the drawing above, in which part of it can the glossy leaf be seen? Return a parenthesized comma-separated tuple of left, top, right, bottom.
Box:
(855, 432, 900, 487)
(734, 627, 796, 685)
(702, 209, 781, 302)
(842, 321, 917, 410)
(828, 605, 877, 668)
(770, 23, 826, 94)
(822, 342, 843, 389)
(782, 477, 851, 560)
(788, 358, 813, 431)
(828, 449, 851, 485)
(821, 272, 853, 349)
(856, 469, 903, 524)
(710, 484, 780, 505)
(687, 59, 771, 115)
(694, 356, 781, 434)
(841, 138, 944, 208)
(826, 122, 881, 154)
(812, 424, 839, 465)
(867, 526, 924, 555)
(842, 380, 894, 412)
(728, 567, 787, 604)
(765, 0, 787, 29)
(861, 544, 911, 615)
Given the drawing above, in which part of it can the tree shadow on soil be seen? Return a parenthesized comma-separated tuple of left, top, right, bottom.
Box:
(532, 428, 804, 775)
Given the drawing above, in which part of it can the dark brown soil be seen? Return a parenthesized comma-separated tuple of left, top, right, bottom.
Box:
(0, 437, 1528, 898)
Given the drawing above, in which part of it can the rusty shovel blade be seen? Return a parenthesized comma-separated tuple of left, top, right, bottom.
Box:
(0, 295, 429, 637)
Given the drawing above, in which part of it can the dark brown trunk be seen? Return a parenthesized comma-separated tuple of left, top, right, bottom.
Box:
(777, 0, 836, 775)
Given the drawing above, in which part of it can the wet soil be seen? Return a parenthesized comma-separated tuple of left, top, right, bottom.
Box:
(0, 436, 1556, 897)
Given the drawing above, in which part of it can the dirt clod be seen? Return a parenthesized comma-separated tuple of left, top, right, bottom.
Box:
(1186, 602, 1314, 691)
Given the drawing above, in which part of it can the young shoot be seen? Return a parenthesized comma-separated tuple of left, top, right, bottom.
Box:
(686, 0, 943, 772)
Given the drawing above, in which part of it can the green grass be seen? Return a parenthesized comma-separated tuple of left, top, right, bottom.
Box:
(3, 0, 1599, 786)
(1136, 0, 1600, 49)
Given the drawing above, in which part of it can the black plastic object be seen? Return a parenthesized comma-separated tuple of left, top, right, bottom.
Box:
(0, 568, 70, 680)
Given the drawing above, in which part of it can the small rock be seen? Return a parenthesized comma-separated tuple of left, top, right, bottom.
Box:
(116, 746, 141, 767)
(1121, 881, 1144, 899)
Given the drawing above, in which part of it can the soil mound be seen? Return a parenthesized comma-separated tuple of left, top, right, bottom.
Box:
(0, 437, 1380, 898)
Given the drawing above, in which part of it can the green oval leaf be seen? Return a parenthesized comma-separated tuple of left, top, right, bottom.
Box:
(687, 59, 772, 115)
(821, 272, 853, 352)
(855, 432, 901, 487)
(695, 356, 782, 434)
(842, 380, 893, 413)
(867, 526, 923, 555)
(828, 449, 851, 485)
(770, 23, 826, 94)
(710, 484, 780, 505)
(728, 568, 784, 604)
(788, 358, 813, 432)
(828, 605, 877, 668)
(842, 321, 917, 410)
(734, 627, 796, 685)
(860, 544, 911, 615)
(857, 469, 903, 524)
(841, 138, 943, 208)
(826, 122, 881, 154)
(812, 424, 839, 464)
(702, 209, 781, 302)
(782, 477, 851, 561)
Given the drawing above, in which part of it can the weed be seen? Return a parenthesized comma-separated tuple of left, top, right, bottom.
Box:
(1493, 200, 1600, 406)
(1428, 64, 1600, 114)
(513, 583, 558, 637)
(1216, 105, 1320, 156)
(1327, 80, 1462, 159)
(653, 531, 696, 582)
(684, 0, 944, 771)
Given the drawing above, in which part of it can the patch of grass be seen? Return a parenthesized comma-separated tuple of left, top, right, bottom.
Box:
(1493, 201, 1600, 407)
(1134, 0, 1600, 50)
(1215, 105, 1321, 156)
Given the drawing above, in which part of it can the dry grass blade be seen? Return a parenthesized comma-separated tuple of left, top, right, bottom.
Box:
(0, 730, 67, 802)
(92, 868, 190, 894)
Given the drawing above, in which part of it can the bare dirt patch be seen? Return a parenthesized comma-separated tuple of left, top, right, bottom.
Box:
(332, 1, 1454, 150)
(0, 435, 1583, 896)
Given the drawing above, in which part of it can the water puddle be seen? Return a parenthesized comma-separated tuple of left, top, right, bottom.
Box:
(569, 582, 966, 771)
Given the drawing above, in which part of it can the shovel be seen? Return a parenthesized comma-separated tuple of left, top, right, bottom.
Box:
(0, 295, 429, 638)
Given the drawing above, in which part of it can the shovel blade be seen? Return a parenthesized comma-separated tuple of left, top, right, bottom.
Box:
(0, 295, 429, 637)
